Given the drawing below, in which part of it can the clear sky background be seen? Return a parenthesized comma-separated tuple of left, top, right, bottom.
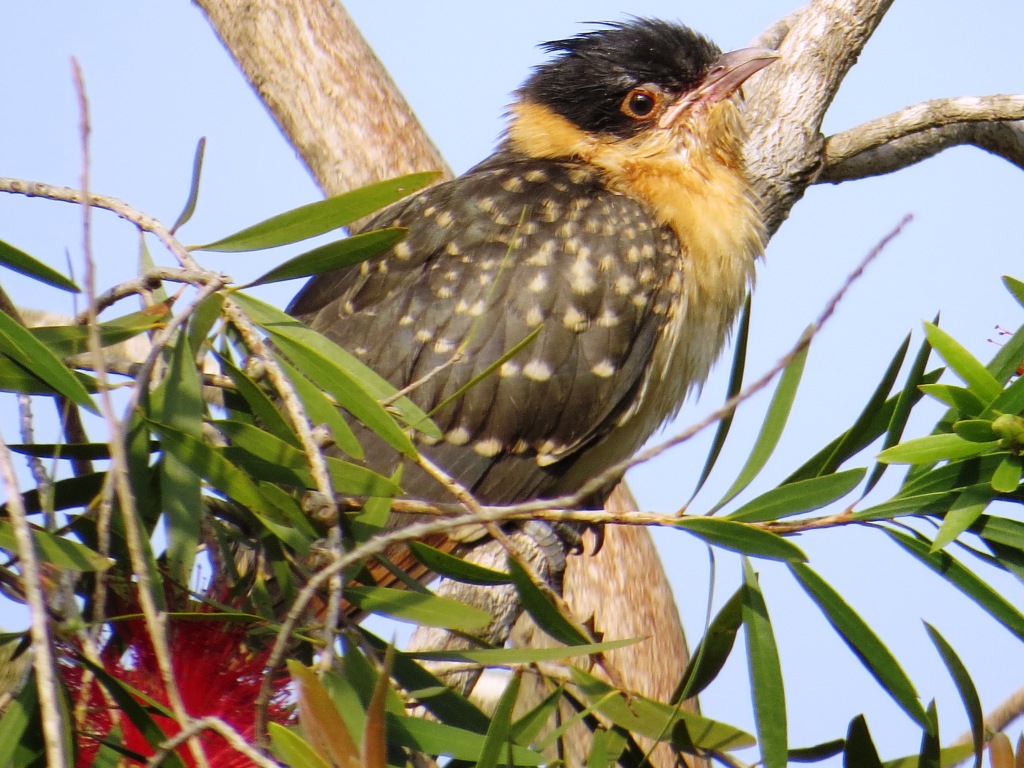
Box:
(1, 1, 1023, 764)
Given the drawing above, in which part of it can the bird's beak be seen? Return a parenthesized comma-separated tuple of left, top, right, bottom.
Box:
(658, 47, 779, 129)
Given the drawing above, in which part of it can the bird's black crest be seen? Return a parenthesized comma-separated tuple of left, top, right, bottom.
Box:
(520, 19, 721, 138)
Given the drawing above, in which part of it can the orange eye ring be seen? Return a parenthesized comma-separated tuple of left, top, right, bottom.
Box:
(621, 88, 662, 120)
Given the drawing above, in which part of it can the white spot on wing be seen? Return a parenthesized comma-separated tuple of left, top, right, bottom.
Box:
(523, 360, 553, 381)
(591, 360, 616, 378)
(473, 438, 503, 457)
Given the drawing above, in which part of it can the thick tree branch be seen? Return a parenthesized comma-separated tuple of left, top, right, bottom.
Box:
(818, 95, 1024, 182)
(744, 0, 895, 234)
(193, 0, 450, 194)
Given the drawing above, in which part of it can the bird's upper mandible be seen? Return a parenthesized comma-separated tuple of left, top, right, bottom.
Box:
(288, 18, 777, 507)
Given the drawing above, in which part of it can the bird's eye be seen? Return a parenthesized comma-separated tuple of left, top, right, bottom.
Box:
(621, 88, 661, 120)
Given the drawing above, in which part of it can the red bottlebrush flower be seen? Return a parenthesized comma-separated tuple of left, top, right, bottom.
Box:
(62, 614, 291, 767)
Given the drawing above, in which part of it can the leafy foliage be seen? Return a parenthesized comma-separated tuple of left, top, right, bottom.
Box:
(0, 167, 1022, 768)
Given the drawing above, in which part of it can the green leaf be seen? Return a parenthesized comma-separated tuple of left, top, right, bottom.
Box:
(952, 419, 997, 443)
(865, 322, 937, 494)
(918, 384, 986, 416)
(170, 136, 206, 233)
(31, 303, 171, 359)
(362, 647, 394, 768)
(0, 308, 97, 412)
(75, 655, 188, 768)
(844, 715, 882, 768)
(691, 294, 750, 500)
(885, 528, 1024, 642)
(673, 588, 743, 702)
(789, 739, 845, 763)
(0, 669, 42, 767)
(713, 338, 809, 510)
(923, 322, 1001, 402)
(410, 637, 640, 665)
(272, 352, 363, 459)
(477, 673, 521, 768)
(388, 712, 544, 765)
(247, 228, 406, 286)
(509, 557, 589, 646)
(6, 442, 151, 460)
(0, 238, 79, 292)
(726, 468, 865, 523)
(877, 433, 998, 465)
(511, 684, 566, 745)
(881, 743, 975, 768)
(408, 540, 510, 585)
(918, 701, 941, 767)
(931, 486, 993, 551)
(268, 724, 332, 768)
(288, 660, 359, 768)
(789, 562, 928, 728)
(214, 420, 398, 497)
(0, 521, 111, 572)
(853, 491, 956, 522)
(819, 332, 910, 476)
(0, 357, 99, 397)
(213, 351, 298, 446)
(923, 623, 983, 768)
(1004, 275, 1024, 307)
(148, 418, 313, 551)
(742, 558, 787, 768)
(344, 585, 491, 629)
(570, 666, 754, 751)
(985, 372, 1024, 419)
(154, 333, 203, 586)
(676, 518, 806, 562)
(192, 172, 438, 251)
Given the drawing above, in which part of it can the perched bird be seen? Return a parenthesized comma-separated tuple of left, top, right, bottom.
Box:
(288, 20, 776, 571)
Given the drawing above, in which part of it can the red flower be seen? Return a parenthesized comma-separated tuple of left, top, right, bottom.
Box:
(63, 614, 291, 767)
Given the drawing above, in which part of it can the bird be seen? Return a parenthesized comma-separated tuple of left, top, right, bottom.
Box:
(287, 19, 776, 583)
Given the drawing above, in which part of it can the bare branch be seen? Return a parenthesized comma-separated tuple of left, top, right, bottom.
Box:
(819, 95, 1024, 183)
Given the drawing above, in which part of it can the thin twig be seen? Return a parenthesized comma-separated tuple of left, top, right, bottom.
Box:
(71, 61, 210, 768)
(144, 716, 280, 768)
(0, 427, 64, 765)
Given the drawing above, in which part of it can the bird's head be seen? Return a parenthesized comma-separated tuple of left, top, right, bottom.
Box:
(506, 19, 777, 177)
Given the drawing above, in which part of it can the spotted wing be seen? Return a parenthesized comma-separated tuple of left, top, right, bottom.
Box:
(288, 158, 683, 506)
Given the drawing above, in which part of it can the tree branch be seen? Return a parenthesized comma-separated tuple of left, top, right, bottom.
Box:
(818, 95, 1024, 183)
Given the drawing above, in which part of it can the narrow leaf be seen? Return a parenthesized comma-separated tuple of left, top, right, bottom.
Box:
(192, 172, 438, 251)
(31, 303, 171, 358)
(0, 521, 111, 572)
(919, 701, 940, 767)
(0, 308, 97, 412)
(387, 713, 544, 764)
(410, 637, 639, 665)
(408, 540, 510, 585)
(878, 433, 998, 465)
(819, 332, 910, 476)
(727, 468, 865, 523)
(247, 228, 406, 286)
(477, 672, 521, 768)
(676, 517, 806, 562)
(992, 455, 1022, 493)
(742, 558, 787, 768)
(509, 557, 589, 646)
(952, 419, 998, 443)
(673, 588, 743, 702)
(923, 623, 983, 768)
(214, 351, 297, 445)
(570, 666, 754, 751)
(885, 528, 1024, 642)
(170, 136, 206, 233)
(268, 724, 332, 768)
(154, 333, 203, 585)
(918, 384, 986, 416)
(924, 322, 1001, 402)
(931, 486, 993, 551)
(844, 715, 882, 768)
(789, 739, 845, 763)
(865, 320, 936, 494)
(272, 352, 363, 458)
(691, 295, 750, 499)
(713, 339, 809, 510)
(363, 647, 393, 768)
(345, 585, 491, 629)
(0, 238, 79, 292)
(289, 660, 360, 768)
(789, 562, 928, 728)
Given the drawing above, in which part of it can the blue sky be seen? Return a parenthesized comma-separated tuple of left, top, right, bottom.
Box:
(1, 1, 1023, 763)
